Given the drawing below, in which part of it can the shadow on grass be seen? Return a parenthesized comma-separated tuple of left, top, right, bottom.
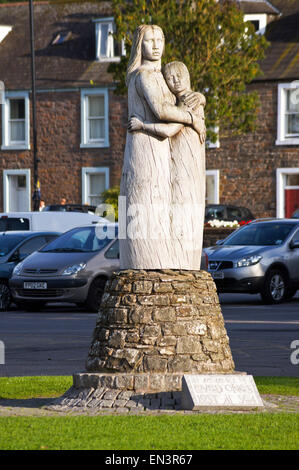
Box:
(0, 397, 57, 408)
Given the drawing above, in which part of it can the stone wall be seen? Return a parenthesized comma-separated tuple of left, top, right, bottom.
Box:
(86, 269, 235, 381)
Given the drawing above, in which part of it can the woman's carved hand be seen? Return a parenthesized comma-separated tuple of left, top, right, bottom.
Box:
(128, 116, 144, 132)
(192, 114, 206, 144)
(182, 91, 206, 110)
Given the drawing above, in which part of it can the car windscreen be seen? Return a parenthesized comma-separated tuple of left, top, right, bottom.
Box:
(0, 234, 27, 256)
(205, 207, 225, 220)
(40, 225, 117, 253)
(223, 223, 296, 246)
(0, 217, 30, 231)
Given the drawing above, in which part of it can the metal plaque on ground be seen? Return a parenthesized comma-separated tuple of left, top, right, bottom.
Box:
(181, 374, 264, 410)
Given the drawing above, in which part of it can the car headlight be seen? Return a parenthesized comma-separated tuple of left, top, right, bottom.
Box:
(62, 263, 86, 276)
(13, 262, 24, 276)
(235, 255, 262, 268)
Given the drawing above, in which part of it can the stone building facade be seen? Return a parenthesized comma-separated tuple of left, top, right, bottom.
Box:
(204, 0, 299, 219)
(0, 1, 127, 212)
(0, 88, 127, 209)
(0, 0, 298, 219)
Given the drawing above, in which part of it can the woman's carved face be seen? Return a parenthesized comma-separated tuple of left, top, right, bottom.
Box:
(141, 28, 164, 61)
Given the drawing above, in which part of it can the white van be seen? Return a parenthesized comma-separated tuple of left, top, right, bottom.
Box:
(0, 211, 108, 233)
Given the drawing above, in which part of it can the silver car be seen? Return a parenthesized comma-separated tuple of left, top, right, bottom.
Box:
(10, 223, 208, 312)
(9, 224, 119, 312)
(205, 219, 299, 304)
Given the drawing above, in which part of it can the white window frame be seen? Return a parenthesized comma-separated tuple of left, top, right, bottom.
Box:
(1, 91, 30, 150)
(3, 169, 31, 212)
(244, 14, 267, 35)
(80, 88, 109, 148)
(206, 169, 220, 204)
(276, 83, 299, 146)
(93, 18, 124, 62)
(81, 167, 110, 206)
(276, 168, 299, 218)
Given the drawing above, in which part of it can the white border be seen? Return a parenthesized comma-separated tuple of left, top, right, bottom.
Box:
(206, 169, 220, 204)
(3, 168, 31, 212)
(276, 167, 299, 218)
(81, 167, 110, 205)
(80, 88, 109, 148)
(1, 91, 30, 150)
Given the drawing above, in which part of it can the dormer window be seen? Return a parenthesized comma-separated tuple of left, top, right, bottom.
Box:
(244, 14, 267, 35)
(0, 25, 12, 44)
(93, 18, 124, 62)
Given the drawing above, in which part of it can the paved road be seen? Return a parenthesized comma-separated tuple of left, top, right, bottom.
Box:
(220, 293, 299, 377)
(0, 293, 298, 378)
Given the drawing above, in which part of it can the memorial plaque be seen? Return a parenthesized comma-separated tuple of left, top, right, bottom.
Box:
(181, 374, 264, 410)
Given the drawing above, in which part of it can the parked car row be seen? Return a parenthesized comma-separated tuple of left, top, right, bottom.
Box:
(0, 215, 298, 311)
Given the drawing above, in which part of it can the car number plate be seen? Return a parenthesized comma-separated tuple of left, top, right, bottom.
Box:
(212, 271, 224, 280)
(23, 282, 47, 290)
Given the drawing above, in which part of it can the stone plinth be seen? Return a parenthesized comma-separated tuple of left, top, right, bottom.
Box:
(85, 269, 235, 382)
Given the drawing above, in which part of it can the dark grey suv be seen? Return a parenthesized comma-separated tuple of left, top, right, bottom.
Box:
(205, 204, 254, 223)
(205, 219, 299, 304)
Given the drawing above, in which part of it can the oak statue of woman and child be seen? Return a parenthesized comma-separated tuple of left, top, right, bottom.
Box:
(84, 25, 236, 382)
(119, 24, 206, 271)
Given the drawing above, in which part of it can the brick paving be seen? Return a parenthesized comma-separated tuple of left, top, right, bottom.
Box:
(0, 392, 298, 416)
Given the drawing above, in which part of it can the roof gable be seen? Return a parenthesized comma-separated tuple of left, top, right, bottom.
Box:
(0, 1, 115, 90)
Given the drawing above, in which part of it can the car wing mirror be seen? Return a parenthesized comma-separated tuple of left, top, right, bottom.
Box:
(216, 239, 224, 246)
(9, 250, 20, 262)
(290, 240, 299, 250)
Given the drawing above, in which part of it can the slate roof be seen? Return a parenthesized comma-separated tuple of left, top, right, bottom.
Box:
(237, 0, 281, 15)
(0, 1, 114, 91)
(0, 0, 299, 89)
(257, 0, 299, 80)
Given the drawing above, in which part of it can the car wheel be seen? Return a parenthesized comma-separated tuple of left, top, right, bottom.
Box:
(260, 269, 288, 304)
(0, 283, 11, 311)
(21, 301, 47, 312)
(85, 277, 107, 312)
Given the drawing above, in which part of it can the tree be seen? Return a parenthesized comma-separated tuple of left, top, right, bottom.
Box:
(108, 0, 269, 142)
(99, 185, 120, 221)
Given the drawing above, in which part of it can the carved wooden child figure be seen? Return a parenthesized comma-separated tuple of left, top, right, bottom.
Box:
(128, 61, 206, 141)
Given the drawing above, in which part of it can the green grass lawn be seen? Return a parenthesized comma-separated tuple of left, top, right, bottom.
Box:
(0, 376, 298, 450)
(0, 414, 298, 450)
(0, 375, 298, 400)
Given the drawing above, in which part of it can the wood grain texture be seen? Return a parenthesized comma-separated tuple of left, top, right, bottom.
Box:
(120, 67, 205, 270)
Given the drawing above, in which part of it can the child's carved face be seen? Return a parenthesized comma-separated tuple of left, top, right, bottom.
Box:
(163, 63, 190, 95)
